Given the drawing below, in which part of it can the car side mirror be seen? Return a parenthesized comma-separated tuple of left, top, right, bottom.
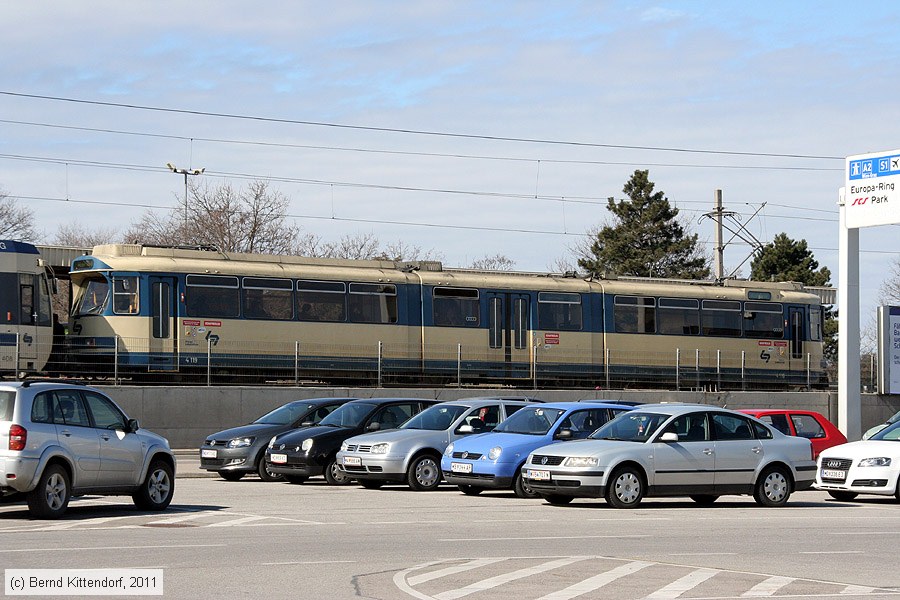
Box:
(659, 432, 678, 443)
(457, 424, 474, 434)
(127, 418, 140, 433)
(366, 422, 381, 432)
(555, 428, 573, 440)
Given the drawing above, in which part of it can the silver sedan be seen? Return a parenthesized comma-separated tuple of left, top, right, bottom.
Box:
(522, 404, 816, 508)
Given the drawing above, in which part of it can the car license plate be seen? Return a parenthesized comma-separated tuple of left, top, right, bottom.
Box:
(269, 453, 287, 464)
(451, 462, 472, 474)
(527, 469, 551, 481)
(200, 449, 217, 459)
(822, 468, 846, 479)
(343, 456, 361, 466)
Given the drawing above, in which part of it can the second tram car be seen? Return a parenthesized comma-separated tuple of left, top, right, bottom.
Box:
(0, 240, 56, 376)
(66, 244, 828, 389)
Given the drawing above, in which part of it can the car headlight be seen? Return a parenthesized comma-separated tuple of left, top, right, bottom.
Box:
(371, 443, 390, 454)
(340, 441, 350, 452)
(488, 446, 502, 460)
(444, 443, 454, 456)
(226, 437, 254, 448)
(300, 438, 314, 452)
(858, 457, 891, 467)
(564, 456, 599, 468)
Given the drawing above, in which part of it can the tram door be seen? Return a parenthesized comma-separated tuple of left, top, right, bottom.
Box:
(148, 276, 178, 371)
(485, 292, 531, 380)
(788, 307, 805, 367)
(16, 274, 38, 365)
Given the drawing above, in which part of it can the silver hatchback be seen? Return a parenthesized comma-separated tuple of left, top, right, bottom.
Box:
(0, 380, 175, 518)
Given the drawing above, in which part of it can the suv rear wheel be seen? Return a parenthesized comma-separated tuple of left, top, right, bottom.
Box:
(27, 463, 71, 519)
(133, 460, 174, 511)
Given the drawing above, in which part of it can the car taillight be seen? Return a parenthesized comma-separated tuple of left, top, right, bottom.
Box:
(9, 424, 26, 451)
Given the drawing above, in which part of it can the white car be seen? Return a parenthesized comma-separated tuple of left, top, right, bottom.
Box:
(815, 420, 900, 501)
(522, 404, 816, 508)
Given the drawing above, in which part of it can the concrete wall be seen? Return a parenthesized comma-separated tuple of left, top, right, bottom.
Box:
(95, 386, 900, 449)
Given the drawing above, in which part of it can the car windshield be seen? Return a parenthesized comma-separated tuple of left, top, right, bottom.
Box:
(402, 404, 468, 430)
(319, 403, 375, 428)
(887, 410, 900, 425)
(590, 412, 670, 442)
(494, 407, 565, 435)
(254, 403, 312, 425)
(871, 420, 900, 441)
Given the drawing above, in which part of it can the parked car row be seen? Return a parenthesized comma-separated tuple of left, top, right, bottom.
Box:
(200, 397, 900, 508)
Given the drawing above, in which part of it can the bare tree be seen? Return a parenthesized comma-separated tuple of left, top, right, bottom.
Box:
(50, 222, 119, 248)
(296, 232, 443, 262)
(125, 180, 301, 254)
(0, 188, 37, 241)
(879, 257, 900, 304)
(470, 253, 515, 271)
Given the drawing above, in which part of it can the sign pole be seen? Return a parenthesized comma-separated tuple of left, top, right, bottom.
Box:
(838, 187, 862, 439)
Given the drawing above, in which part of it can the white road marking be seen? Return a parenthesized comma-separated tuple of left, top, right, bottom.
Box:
(742, 575, 795, 597)
(645, 567, 718, 599)
(145, 511, 208, 525)
(535, 560, 654, 600)
(206, 515, 269, 527)
(0, 544, 224, 553)
(841, 585, 878, 594)
(260, 560, 356, 566)
(440, 535, 650, 542)
(434, 557, 590, 600)
(407, 558, 508, 586)
(799, 551, 865, 555)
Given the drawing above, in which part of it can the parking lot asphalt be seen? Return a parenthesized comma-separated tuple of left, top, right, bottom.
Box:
(173, 449, 215, 478)
(3, 472, 898, 600)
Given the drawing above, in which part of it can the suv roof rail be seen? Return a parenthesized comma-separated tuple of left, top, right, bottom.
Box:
(21, 378, 88, 388)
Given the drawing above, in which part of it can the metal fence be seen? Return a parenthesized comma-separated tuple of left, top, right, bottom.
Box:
(2, 335, 850, 391)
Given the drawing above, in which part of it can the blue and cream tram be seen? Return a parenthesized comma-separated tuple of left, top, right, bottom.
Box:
(67, 244, 827, 389)
(0, 240, 55, 376)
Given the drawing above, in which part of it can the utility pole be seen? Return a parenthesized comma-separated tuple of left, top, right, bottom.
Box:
(166, 163, 205, 225)
(713, 189, 724, 280)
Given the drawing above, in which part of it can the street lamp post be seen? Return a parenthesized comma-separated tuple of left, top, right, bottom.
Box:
(166, 163, 205, 225)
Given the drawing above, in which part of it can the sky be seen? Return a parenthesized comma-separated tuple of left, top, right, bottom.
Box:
(1, 1, 899, 327)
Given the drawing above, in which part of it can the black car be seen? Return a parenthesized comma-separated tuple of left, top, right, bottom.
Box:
(265, 398, 440, 485)
(199, 398, 356, 481)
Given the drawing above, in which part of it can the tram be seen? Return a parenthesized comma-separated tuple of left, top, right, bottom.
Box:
(66, 244, 828, 389)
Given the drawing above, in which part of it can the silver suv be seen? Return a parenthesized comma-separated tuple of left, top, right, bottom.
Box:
(0, 380, 175, 519)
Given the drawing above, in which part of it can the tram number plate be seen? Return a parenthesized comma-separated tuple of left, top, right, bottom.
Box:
(200, 449, 217, 459)
(269, 453, 288, 464)
(343, 456, 361, 466)
(527, 469, 551, 481)
(451, 462, 472, 474)
(821, 469, 846, 479)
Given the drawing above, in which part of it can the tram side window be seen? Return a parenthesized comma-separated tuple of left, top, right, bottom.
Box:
(743, 301, 783, 339)
(538, 292, 582, 331)
(243, 277, 293, 320)
(297, 280, 346, 322)
(112, 276, 139, 315)
(613, 296, 655, 333)
(349, 283, 397, 324)
(185, 275, 240, 318)
(657, 298, 699, 335)
(809, 307, 823, 342)
(433, 287, 479, 327)
(701, 300, 741, 337)
(36, 275, 52, 327)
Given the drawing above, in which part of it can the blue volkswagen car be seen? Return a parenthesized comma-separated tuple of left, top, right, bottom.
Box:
(440, 401, 634, 498)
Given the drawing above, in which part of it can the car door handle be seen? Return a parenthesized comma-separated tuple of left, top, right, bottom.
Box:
(702, 448, 714, 455)
(60, 429, 72, 437)
(751, 447, 762, 454)
(101, 434, 110, 441)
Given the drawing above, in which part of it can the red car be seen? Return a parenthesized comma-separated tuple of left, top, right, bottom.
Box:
(740, 409, 847, 459)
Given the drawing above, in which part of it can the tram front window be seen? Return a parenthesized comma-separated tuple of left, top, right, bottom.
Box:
(74, 278, 110, 316)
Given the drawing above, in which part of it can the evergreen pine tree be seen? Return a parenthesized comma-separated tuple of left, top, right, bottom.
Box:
(578, 170, 710, 279)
